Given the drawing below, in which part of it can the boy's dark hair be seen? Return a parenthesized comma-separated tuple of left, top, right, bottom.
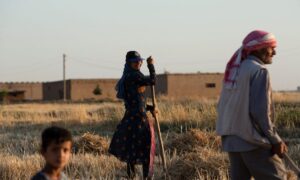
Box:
(41, 126, 72, 151)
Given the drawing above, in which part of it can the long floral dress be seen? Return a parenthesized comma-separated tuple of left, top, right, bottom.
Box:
(109, 64, 156, 175)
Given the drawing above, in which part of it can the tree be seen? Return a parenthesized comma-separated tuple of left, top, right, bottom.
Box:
(93, 85, 102, 95)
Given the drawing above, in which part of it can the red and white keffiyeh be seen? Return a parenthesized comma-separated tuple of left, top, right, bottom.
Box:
(224, 30, 277, 89)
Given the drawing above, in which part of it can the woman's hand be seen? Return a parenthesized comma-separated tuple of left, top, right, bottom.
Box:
(146, 56, 154, 65)
(272, 141, 288, 158)
(151, 107, 159, 117)
(146, 105, 159, 117)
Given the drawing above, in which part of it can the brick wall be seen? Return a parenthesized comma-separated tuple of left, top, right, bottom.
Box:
(165, 73, 223, 98)
(70, 79, 117, 101)
(0, 82, 43, 100)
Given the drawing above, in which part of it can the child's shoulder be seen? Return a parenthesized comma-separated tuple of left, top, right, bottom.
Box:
(31, 171, 68, 180)
(60, 172, 69, 180)
(31, 172, 48, 180)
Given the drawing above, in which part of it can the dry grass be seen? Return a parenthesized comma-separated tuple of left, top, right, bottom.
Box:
(273, 92, 300, 102)
(167, 148, 229, 180)
(0, 153, 125, 180)
(164, 129, 227, 180)
(0, 103, 124, 125)
(0, 98, 299, 179)
(74, 132, 109, 155)
(165, 129, 221, 154)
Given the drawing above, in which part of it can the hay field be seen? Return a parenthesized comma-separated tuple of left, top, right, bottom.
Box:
(273, 92, 300, 102)
(0, 98, 299, 180)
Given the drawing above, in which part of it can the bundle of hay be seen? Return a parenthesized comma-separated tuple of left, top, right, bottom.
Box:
(165, 129, 221, 154)
(74, 132, 109, 154)
(286, 170, 298, 180)
(164, 129, 298, 180)
(167, 148, 229, 180)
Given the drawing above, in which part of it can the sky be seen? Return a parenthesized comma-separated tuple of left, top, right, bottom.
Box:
(0, 0, 300, 90)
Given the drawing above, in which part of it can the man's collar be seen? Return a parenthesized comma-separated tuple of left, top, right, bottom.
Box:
(247, 55, 265, 65)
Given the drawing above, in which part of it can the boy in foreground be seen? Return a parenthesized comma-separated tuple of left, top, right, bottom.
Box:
(31, 126, 72, 180)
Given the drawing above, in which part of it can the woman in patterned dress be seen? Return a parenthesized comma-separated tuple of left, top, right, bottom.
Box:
(109, 51, 156, 179)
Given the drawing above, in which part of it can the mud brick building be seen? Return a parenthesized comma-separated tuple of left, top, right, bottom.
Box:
(0, 73, 224, 102)
(155, 73, 223, 98)
(0, 82, 43, 101)
(43, 79, 117, 101)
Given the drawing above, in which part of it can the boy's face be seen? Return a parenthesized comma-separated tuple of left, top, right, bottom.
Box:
(42, 141, 72, 169)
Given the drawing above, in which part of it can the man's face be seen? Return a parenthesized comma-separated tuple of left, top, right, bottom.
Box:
(42, 141, 72, 170)
(130, 60, 143, 70)
(261, 47, 276, 64)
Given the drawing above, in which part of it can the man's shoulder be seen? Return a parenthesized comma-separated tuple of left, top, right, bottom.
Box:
(244, 56, 266, 67)
(242, 58, 267, 73)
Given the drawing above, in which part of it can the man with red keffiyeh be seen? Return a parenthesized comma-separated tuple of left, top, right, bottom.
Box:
(216, 30, 288, 179)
